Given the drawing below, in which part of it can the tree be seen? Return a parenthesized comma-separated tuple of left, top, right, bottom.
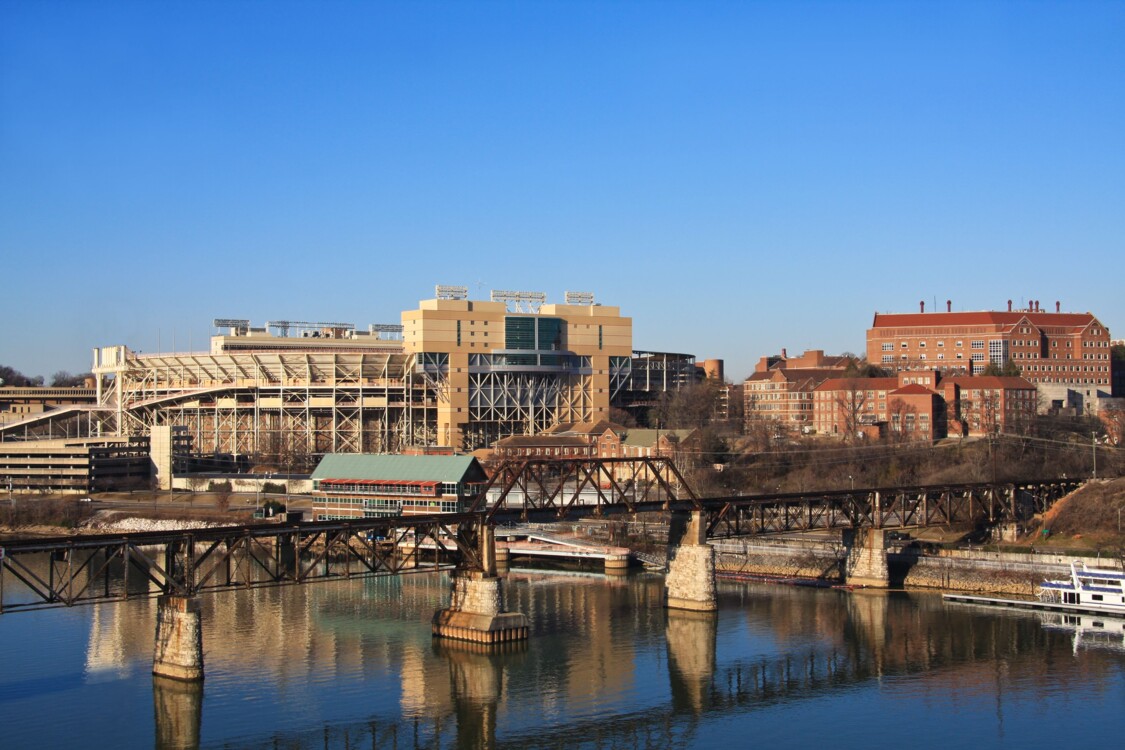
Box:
(982, 359, 1021, 377)
(841, 357, 890, 379)
(1101, 401, 1125, 447)
(49, 371, 93, 387)
(835, 379, 869, 442)
(608, 407, 637, 428)
(650, 380, 724, 430)
(187, 475, 207, 506)
(0, 365, 40, 387)
(887, 398, 919, 443)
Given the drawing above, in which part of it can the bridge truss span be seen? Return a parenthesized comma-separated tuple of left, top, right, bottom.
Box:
(469, 456, 700, 523)
(0, 514, 487, 614)
(702, 478, 1084, 538)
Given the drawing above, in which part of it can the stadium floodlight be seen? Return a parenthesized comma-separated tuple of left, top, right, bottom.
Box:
(213, 318, 251, 332)
(491, 290, 547, 313)
(436, 285, 469, 300)
(369, 323, 404, 339)
(564, 291, 595, 306)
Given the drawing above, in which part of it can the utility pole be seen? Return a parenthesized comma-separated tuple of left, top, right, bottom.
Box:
(1092, 431, 1097, 480)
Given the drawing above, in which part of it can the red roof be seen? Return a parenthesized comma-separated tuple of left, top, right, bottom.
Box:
(871, 311, 1100, 330)
(319, 478, 440, 488)
(815, 377, 898, 392)
(746, 368, 843, 384)
(890, 383, 936, 395)
(943, 376, 1035, 389)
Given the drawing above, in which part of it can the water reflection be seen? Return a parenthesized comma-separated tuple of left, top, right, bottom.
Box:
(665, 610, 716, 714)
(1, 563, 1122, 749)
(153, 676, 202, 750)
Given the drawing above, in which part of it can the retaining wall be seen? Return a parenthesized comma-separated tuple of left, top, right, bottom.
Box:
(709, 537, 1122, 596)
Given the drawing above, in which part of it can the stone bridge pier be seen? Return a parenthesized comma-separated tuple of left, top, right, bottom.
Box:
(433, 525, 529, 644)
(153, 595, 205, 681)
(844, 528, 890, 588)
(665, 511, 717, 612)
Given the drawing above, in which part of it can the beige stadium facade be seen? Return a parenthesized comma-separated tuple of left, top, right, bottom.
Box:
(87, 291, 634, 463)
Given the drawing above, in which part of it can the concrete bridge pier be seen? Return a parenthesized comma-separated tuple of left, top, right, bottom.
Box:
(665, 511, 717, 612)
(433, 526, 529, 644)
(152, 595, 204, 681)
(845, 528, 890, 588)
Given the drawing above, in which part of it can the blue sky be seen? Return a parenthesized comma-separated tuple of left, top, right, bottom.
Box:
(2, 0, 1122, 381)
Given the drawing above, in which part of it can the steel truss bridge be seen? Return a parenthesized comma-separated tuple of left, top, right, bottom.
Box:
(0, 457, 1083, 613)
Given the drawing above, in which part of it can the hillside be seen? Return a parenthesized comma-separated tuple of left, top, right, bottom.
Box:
(1025, 478, 1125, 552)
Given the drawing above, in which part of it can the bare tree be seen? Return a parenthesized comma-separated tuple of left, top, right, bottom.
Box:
(186, 475, 206, 506)
(888, 398, 918, 443)
(835, 379, 869, 442)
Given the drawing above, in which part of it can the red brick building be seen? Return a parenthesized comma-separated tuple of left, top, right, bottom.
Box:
(866, 300, 1113, 388)
(886, 383, 943, 441)
(940, 376, 1038, 437)
(813, 371, 943, 440)
(812, 370, 1035, 441)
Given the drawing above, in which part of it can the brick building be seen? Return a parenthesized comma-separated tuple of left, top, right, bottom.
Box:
(813, 370, 1034, 441)
(866, 300, 1113, 388)
(940, 376, 1038, 437)
(812, 371, 943, 440)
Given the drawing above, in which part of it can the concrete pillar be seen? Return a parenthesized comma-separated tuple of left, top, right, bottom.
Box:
(152, 595, 204, 681)
(432, 571, 530, 644)
(665, 511, 717, 612)
(149, 426, 175, 491)
(604, 555, 629, 575)
(152, 675, 202, 749)
(845, 528, 889, 588)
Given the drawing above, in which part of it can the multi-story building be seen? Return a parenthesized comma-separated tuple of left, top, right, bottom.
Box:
(812, 371, 943, 440)
(744, 349, 854, 434)
(867, 300, 1113, 389)
(310, 453, 488, 520)
(0, 435, 156, 494)
(402, 289, 632, 449)
(940, 376, 1038, 437)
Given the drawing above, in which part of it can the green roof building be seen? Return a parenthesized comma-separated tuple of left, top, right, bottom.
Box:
(311, 453, 488, 520)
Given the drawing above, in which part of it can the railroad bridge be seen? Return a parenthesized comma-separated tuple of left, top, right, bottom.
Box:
(0, 456, 1082, 680)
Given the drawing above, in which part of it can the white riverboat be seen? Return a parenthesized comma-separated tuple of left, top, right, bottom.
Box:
(1037, 561, 1125, 615)
(943, 560, 1125, 617)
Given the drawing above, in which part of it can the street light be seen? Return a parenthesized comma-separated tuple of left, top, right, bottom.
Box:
(848, 475, 854, 491)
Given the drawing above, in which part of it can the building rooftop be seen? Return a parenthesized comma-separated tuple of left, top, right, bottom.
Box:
(311, 453, 483, 483)
(620, 428, 696, 448)
(889, 383, 938, 396)
(871, 310, 1103, 330)
(815, 377, 900, 392)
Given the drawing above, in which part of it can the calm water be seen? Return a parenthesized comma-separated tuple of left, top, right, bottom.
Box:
(0, 568, 1122, 749)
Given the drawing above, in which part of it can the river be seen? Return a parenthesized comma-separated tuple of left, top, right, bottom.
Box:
(0, 567, 1121, 749)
